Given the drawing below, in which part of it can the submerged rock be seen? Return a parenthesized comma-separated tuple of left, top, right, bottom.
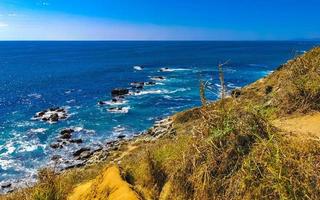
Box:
(150, 76, 165, 81)
(50, 143, 62, 149)
(111, 88, 129, 97)
(60, 128, 75, 140)
(70, 139, 83, 144)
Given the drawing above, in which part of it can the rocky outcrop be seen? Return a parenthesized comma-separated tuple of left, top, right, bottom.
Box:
(33, 107, 69, 123)
(111, 88, 129, 97)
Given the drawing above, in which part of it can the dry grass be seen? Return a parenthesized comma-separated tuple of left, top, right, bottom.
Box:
(1, 163, 106, 200)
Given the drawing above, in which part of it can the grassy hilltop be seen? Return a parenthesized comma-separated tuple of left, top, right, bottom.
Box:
(2, 47, 320, 200)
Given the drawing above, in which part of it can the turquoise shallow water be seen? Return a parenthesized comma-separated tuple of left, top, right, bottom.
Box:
(0, 41, 319, 189)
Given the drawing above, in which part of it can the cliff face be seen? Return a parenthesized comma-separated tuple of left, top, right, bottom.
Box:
(2, 47, 320, 200)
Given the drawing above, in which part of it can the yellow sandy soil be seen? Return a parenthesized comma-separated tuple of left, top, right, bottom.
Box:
(68, 165, 141, 200)
(273, 112, 320, 138)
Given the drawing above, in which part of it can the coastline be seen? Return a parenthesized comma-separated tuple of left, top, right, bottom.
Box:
(1, 46, 320, 200)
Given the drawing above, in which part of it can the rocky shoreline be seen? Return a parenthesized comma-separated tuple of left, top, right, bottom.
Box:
(1, 67, 176, 194)
(0, 117, 175, 194)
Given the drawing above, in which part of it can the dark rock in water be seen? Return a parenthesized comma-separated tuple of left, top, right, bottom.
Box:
(60, 128, 75, 135)
(151, 76, 165, 81)
(108, 107, 126, 112)
(51, 155, 62, 161)
(49, 113, 59, 122)
(70, 139, 83, 144)
(145, 81, 156, 86)
(111, 88, 129, 97)
(231, 89, 241, 98)
(60, 128, 74, 139)
(57, 108, 65, 112)
(60, 132, 72, 140)
(50, 143, 62, 149)
(1, 183, 12, 189)
(49, 107, 56, 111)
(117, 134, 126, 139)
(130, 82, 144, 87)
(160, 67, 169, 72)
(265, 85, 273, 94)
(98, 101, 107, 105)
(73, 148, 90, 157)
(34, 107, 68, 123)
(37, 111, 46, 117)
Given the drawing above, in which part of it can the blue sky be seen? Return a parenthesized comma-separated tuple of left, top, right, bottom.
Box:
(0, 0, 319, 40)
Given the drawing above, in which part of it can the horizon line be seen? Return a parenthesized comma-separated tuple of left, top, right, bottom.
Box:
(0, 39, 319, 42)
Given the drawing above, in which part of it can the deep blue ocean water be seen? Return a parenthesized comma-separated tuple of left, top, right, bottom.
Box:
(0, 41, 319, 188)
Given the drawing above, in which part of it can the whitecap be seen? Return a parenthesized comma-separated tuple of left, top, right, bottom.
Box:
(108, 106, 130, 114)
(129, 90, 165, 96)
(66, 99, 76, 104)
(113, 125, 126, 133)
(18, 144, 39, 153)
(133, 66, 143, 71)
(30, 128, 47, 134)
(0, 159, 15, 170)
(159, 67, 191, 72)
(100, 99, 127, 106)
(150, 76, 166, 81)
(28, 93, 42, 99)
(73, 127, 84, 132)
(168, 88, 191, 94)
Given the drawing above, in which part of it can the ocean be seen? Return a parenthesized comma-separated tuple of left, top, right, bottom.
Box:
(0, 41, 318, 188)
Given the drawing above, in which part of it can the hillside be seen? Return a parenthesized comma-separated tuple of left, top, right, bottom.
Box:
(2, 47, 320, 200)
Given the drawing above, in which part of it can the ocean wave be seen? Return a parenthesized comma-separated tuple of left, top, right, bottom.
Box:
(0, 159, 15, 170)
(130, 88, 190, 96)
(112, 125, 126, 133)
(27, 93, 42, 99)
(159, 67, 191, 72)
(133, 66, 143, 71)
(100, 99, 128, 106)
(108, 106, 130, 114)
(129, 90, 164, 96)
(30, 128, 47, 134)
(66, 99, 76, 104)
(150, 76, 166, 81)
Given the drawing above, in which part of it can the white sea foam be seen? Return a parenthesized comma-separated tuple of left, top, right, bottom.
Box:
(108, 106, 130, 114)
(28, 93, 42, 99)
(150, 76, 166, 81)
(130, 89, 165, 96)
(30, 128, 47, 133)
(159, 67, 191, 72)
(17, 144, 39, 153)
(113, 125, 126, 133)
(0, 159, 15, 170)
(133, 66, 143, 70)
(101, 99, 127, 106)
(66, 99, 76, 103)
(73, 126, 84, 132)
(130, 88, 190, 96)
